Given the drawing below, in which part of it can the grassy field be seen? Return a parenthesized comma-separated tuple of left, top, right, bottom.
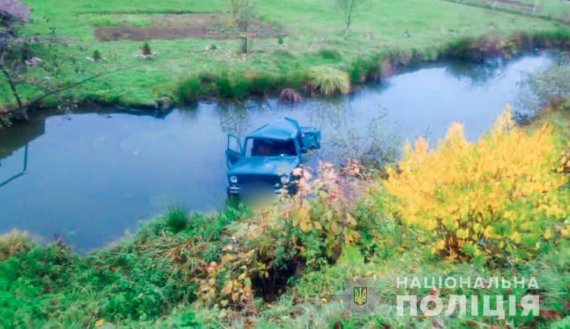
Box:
(444, 0, 570, 23)
(1, 0, 568, 108)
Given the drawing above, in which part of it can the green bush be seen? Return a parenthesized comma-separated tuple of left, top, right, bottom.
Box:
(141, 42, 152, 56)
(92, 49, 102, 62)
(249, 74, 277, 94)
(176, 77, 201, 104)
(349, 57, 381, 83)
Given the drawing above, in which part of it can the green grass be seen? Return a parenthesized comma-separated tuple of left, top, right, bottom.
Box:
(1, 207, 568, 328)
(444, 0, 570, 23)
(1, 0, 568, 108)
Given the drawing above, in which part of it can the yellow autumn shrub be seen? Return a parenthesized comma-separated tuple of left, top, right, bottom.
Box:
(383, 108, 570, 263)
(286, 163, 360, 257)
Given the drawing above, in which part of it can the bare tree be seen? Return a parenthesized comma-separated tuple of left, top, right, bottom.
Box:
(0, 18, 133, 127)
(334, 0, 370, 40)
(227, 0, 255, 54)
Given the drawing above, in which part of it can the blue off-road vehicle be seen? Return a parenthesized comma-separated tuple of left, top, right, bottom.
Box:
(225, 118, 321, 196)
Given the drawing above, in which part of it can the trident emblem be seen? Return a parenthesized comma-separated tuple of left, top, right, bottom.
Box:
(353, 286, 367, 306)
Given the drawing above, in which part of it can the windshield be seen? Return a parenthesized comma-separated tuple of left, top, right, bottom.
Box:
(245, 138, 298, 157)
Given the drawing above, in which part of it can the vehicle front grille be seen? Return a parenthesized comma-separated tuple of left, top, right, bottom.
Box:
(236, 174, 280, 186)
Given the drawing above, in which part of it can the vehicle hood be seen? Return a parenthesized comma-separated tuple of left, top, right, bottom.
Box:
(229, 156, 300, 176)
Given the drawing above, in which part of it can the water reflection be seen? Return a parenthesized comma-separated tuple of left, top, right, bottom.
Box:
(445, 60, 508, 87)
(0, 144, 28, 188)
(0, 51, 558, 252)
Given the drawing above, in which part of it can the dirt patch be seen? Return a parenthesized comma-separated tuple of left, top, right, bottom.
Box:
(94, 14, 284, 41)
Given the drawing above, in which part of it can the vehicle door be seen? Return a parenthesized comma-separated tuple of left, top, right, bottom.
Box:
(226, 134, 243, 168)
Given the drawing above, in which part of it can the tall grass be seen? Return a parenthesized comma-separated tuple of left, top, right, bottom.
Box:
(176, 76, 201, 103)
(164, 205, 188, 233)
(0, 230, 34, 261)
(309, 66, 350, 96)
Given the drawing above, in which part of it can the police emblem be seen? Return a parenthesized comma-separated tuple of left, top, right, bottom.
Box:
(353, 286, 367, 306)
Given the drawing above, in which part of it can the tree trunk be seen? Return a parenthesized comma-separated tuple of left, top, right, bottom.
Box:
(240, 35, 248, 54)
(1, 68, 23, 108)
(343, 11, 352, 40)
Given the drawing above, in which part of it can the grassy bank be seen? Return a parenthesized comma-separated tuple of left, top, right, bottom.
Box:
(1, 108, 568, 328)
(441, 0, 570, 24)
(1, 0, 569, 109)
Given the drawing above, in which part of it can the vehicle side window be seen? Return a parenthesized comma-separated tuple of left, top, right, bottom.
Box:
(228, 135, 242, 153)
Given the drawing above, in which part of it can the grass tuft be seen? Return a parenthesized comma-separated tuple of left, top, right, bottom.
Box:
(164, 205, 188, 233)
(176, 76, 201, 104)
(309, 66, 350, 96)
(0, 230, 34, 261)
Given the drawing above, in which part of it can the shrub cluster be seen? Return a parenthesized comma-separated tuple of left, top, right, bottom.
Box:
(381, 109, 570, 264)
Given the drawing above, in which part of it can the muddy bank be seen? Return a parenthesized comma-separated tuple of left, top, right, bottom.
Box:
(94, 13, 284, 41)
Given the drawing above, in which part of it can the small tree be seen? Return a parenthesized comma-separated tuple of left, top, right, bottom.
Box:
(334, 0, 370, 40)
(141, 42, 152, 56)
(227, 0, 255, 54)
(92, 49, 102, 62)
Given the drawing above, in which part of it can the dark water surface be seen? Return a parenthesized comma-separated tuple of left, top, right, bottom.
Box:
(0, 52, 556, 252)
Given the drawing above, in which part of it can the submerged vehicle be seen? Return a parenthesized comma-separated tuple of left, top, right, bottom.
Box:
(225, 118, 321, 196)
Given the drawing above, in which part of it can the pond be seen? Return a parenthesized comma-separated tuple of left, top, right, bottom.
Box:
(0, 51, 557, 253)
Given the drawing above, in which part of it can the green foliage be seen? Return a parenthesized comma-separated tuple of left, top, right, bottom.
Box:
(248, 74, 274, 94)
(141, 42, 152, 56)
(0, 244, 77, 327)
(349, 56, 381, 83)
(215, 73, 249, 99)
(309, 66, 350, 95)
(92, 49, 102, 61)
(176, 76, 202, 103)
(0, 205, 248, 327)
(317, 48, 342, 61)
(164, 205, 188, 233)
(447, 36, 516, 62)
(551, 317, 570, 329)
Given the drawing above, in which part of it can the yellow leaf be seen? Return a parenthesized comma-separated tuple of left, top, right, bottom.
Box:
(313, 221, 323, 231)
(544, 229, 552, 240)
(435, 239, 445, 250)
(510, 232, 521, 243)
(300, 219, 312, 232)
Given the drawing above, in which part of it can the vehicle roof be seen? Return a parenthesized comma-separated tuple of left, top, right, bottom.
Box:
(247, 117, 300, 141)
